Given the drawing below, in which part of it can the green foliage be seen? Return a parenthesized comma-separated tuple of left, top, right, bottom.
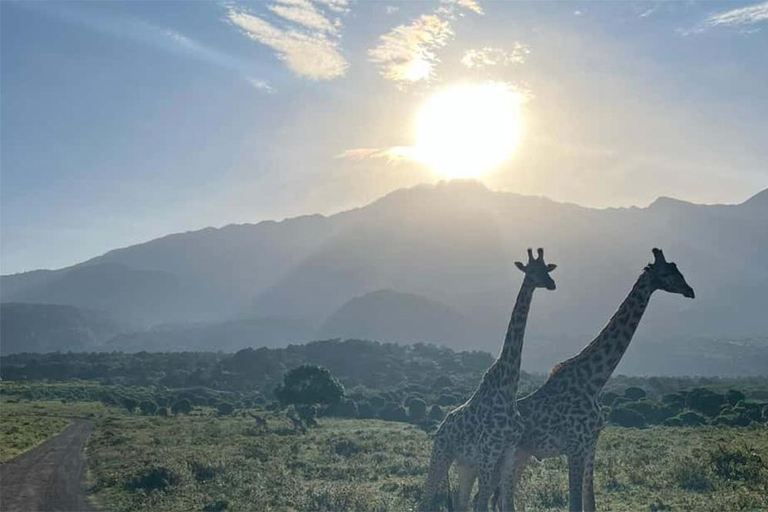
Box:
(600, 391, 619, 406)
(379, 403, 408, 422)
(688, 388, 727, 417)
(624, 386, 647, 401)
(122, 397, 138, 413)
(139, 400, 158, 415)
(726, 389, 746, 406)
(407, 398, 427, 421)
(217, 402, 235, 416)
(608, 406, 646, 428)
(427, 405, 445, 422)
(709, 444, 766, 484)
(171, 399, 192, 415)
(330, 398, 358, 419)
(275, 366, 344, 407)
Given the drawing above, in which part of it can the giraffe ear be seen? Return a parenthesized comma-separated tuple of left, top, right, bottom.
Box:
(514, 261, 526, 272)
(546, 264, 557, 272)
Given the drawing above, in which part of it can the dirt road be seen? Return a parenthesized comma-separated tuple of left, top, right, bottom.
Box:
(0, 419, 97, 512)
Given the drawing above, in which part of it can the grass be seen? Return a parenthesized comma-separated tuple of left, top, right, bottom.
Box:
(0, 403, 71, 462)
(83, 408, 768, 512)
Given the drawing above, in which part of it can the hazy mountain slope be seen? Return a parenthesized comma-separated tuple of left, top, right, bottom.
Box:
(106, 317, 313, 353)
(1, 181, 766, 373)
(0, 303, 124, 354)
(318, 290, 473, 349)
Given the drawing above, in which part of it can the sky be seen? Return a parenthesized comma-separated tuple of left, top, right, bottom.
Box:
(1, 0, 767, 274)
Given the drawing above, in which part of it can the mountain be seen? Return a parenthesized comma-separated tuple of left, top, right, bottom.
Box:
(0, 303, 124, 353)
(2, 181, 767, 374)
(319, 290, 472, 350)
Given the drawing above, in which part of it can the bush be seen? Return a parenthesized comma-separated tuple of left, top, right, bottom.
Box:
(674, 411, 708, 426)
(437, 394, 459, 406)
(662, 393, 686, 409)
(600, 392, 619, 406)
(217, 402, 235, 416)
(623, 387, 647, 401)
(331, 398, 358, 418)
(709, 444, 765, 484)
(671, 457, 712, 492)
(608, 406, 646, 428)
(275, 365, 344, 407)
(726, 390, 746, 406)
(122, 397, 138, 413)
(379, 403, 409, 422)
(357, 401, 375, 419)
(369, 395, 386, 409)
(687, 388, 726, 417)
(408, 398, 427, 421)
(428, 405, 445, 422)
(171, 399, 192, 415)
(139, 400, 158, 415)
(129, 466, 181, 492)
(157, 407, 168, 417)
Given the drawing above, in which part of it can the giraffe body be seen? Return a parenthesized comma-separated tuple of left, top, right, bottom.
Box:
(421, 249, 557, 512)
(495, 248, 694, 512)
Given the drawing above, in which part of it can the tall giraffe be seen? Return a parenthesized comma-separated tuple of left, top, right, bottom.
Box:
(496, 248, 694, 512)
(421, 248, 557, 512)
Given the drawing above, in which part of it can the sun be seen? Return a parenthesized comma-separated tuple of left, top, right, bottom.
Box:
(413, 82, 524, 179)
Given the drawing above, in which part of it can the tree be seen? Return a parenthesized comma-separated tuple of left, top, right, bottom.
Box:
(380, 403, 409, 422)
(331, 398, 358, 418)
(357, 401, 375, 419)
(171, 398, 193, 415)
(726, 390, 746, 406)
(623, 387, 647, 402)
(600, 392, 620, 407)
(122, 397, 138, 413)
(408, 398, 428, 421)
(428, 405, 445, 422)
(157, 407, 168, 417)
(687, 388, 726, 417)
(217, 402, 235, 416)
(608, 406, 646, 428)
(139, 400, 158, 415)
(274, 365, 344, 407)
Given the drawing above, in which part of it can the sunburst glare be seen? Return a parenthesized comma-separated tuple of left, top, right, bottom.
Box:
(413, 82, 524, 179)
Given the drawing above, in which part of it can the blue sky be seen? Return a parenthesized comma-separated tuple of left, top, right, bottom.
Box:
(1, 0, 767, 273)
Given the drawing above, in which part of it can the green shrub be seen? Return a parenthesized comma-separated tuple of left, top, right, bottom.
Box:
(676, 411, 708, 426)
(357, 401, 375, 419)
(671, 457, 712, 492)
(709, 444, 765, 484)
(600, 392, 619, 406)
(122, 397, 138, 414)
(139, 400, 157, 415)
(330, 398, 358, 418)
(624, 387, 647, 401)
(217, 402, 235, 416)
(128, 466, 181, 492)
(379, 403, 408, 422)
(428, 405, 445, 422)
(687, 388, 726, 417)
(171, 399, 192, 415)
(608, 406, 646, 428)
(157, 407, 168, 417)
(408, 398, 427, 421)
(275, 365, 344, 408)
(726, 390, 746, 406)
(662, 393, 686, 409)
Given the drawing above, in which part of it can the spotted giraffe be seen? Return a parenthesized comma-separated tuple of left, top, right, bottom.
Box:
(495, 248, 694, 512)
(420, 248, 557, 512)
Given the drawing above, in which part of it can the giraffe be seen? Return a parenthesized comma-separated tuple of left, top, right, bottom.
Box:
(421, 248, 557, 512)
(494, 248, 694, 512)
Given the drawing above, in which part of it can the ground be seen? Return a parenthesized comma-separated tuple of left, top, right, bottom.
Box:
(1, 400, 767, 511)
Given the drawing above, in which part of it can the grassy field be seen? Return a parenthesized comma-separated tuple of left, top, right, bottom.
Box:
(84, 410, 768, 512)
(0, 401, 108, 463)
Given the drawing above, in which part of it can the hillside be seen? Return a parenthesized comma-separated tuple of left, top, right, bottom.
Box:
(2, 181, 767, 373)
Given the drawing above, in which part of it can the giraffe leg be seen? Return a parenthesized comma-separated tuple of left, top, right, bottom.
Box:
(421, 443, 454, 512)
(568, 452, 587, 512)
(473, 467, 493, 512)
(582, 445, 597, 512)
(506, 450, 530, 512)
(456, 463, 478, 512)
(496, 445, 524, 512)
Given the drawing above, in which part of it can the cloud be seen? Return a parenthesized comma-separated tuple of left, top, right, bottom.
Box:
(336, 147, 416, 163)
(369, 1, 482, 86)
(707, 1, 768, 26)
(442, 0, 484, 15)
(460, 44, 529, 68)
(227, 2, 349, 80)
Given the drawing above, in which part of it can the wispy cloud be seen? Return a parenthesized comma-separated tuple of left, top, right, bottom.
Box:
(369, 1, 483, 87)
(707, 1, 768, 26)
(336, 147, 416, 163)
(461, 44, 529, 68)
(227, 1, 349, 80)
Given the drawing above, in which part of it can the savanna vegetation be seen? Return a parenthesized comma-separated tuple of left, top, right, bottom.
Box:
(2, 340, 768, 510)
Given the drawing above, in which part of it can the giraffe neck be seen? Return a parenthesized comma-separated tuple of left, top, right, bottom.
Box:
(494, 277, 536, 397)
(564, 271, 655, 394)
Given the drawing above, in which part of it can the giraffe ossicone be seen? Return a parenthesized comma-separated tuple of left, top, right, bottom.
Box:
(420, 248, 557, 512)
(494, 248, 694, 512)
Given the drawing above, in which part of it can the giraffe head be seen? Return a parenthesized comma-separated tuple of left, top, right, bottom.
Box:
(646, 248, 695, 298)
(514, 248, 557, 290)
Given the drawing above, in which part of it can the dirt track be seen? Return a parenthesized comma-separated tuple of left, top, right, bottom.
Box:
(0, 419, 97, 512)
